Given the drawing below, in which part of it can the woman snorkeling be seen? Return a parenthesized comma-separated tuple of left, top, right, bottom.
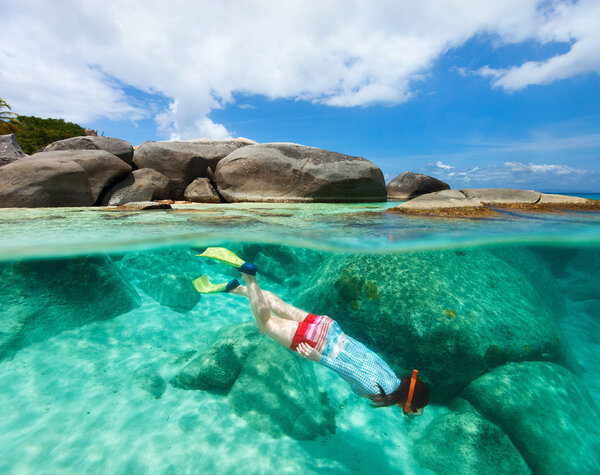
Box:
(195, 248, 429, 415)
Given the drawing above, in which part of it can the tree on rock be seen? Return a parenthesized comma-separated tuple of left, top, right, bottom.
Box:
(12, 115, 85, 154)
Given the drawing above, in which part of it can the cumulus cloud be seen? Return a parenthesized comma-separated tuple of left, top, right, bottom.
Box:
(436, 161, 454, 170)
(1, 0, 598, 138)
(419, 160, 593, 190)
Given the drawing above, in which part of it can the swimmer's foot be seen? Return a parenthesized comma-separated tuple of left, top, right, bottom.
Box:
(197, 247, 258, 275)
(192, 275, 241, 294)
(230, 284, 248, 297)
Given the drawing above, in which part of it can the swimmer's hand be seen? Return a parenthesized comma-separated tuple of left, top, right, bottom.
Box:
(297, 343, 321, 362)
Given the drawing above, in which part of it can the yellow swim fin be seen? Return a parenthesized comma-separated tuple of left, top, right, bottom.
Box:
(192, 275, 240, 294)
(197, 247, 258, 275)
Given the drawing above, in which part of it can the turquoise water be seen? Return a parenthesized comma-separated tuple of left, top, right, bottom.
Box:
(1, 201, 600, 474)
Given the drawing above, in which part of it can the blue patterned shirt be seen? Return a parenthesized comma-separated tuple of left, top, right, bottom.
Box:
(318, 321, 401, 397)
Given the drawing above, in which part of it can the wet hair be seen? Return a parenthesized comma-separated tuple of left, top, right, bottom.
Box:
(369, 374, 429, 412)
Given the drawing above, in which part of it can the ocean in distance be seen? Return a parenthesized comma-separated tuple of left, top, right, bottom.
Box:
(0, 196, 599, 474)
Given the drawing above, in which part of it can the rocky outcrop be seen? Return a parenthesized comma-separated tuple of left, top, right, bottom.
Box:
(171, 322, 336, 440)
(294, 249, 570, 400)
(101, 168, 170, 205)
(388, 189, 600, 217)
(0, 134, 25, 167)
(0, 155, 94, 207)
(414, 399, 529, 474)
(115, 201, 172, 210)
(387, 171, 450, 200)
(215, 143, 386, 202)
(184, 177, 221, 203)
(133, 140, 250, 199)
(462, 362, 600, 474)
(460, 188, 540, 205)
(40, 136, 134, 165)
(387, 189, 497, 217)
(0, 256, 140, 359)
(29, 150, 132, 203)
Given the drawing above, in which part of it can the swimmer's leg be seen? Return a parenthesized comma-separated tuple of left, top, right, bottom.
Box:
(240, 273, 297, 348)
(231, 284, 308, 322)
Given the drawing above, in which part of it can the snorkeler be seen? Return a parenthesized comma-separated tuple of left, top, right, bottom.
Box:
(194, 248, 429, 415)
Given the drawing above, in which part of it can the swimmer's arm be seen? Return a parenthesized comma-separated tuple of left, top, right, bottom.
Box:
(297, 343, 322, 363)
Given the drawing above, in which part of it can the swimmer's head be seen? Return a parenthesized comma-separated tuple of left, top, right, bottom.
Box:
(369, 372, 429, 415)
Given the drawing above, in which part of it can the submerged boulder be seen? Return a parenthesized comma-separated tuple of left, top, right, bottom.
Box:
(214, 143, 386, 202)
(0, 134, 25, 167)
(39, 136, 134, 165)
(414, 399, 529, 474)
(115, 247, 204, 312)
(462, 361, 600, 474)
(0, 256, 140, 359)
(171, 322, 336, 440)
(101, 168, 170, 205)
(133, 140, 250, 199)
(387, 171, 450, 200)
(133, 364, 167, 399)
(295, 248, 570, 400)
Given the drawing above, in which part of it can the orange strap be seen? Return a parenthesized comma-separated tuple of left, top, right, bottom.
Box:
(403, 369, 418, 414)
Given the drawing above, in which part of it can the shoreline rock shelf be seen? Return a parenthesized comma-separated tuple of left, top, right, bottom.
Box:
(388, 188, 600, 217)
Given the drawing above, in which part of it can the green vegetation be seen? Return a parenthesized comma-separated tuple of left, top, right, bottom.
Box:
(12, 115, 85, 154)
(0, 98, 21, 134)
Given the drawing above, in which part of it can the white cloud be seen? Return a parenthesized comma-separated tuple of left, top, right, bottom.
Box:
(436, 160, 454, 169)
(1, 0, 598, 138)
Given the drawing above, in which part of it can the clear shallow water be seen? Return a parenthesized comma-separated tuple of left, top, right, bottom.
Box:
(1, 201, 599, 474)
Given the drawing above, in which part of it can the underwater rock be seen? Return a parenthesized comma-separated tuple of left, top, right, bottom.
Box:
(133, 140, 249, 199)
(171, 322, 336, 440)
(215, 143, 387, 203)
(562, 273, 600, 301)
(462, 361, 600, 474)
(294, 248, 569, 401)
(490, 246, 566, 317)
(116, 248, 205, 312)
(39, 136, 134, 165)
(134, 364, 167, 399)
(387, 171, 450, 200)
(0, 256, 140, 359)
(101, 168, 170, 205)
(171, 323, 263, 390)
(138, 274, 199, 312)
(414, 398, 530, 475)
(228, 340, 336, 440)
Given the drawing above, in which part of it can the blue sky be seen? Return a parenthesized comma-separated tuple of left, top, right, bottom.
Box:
(2, 0, 600, 191)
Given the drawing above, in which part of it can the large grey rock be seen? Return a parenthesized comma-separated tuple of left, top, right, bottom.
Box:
(461, 188, 541, 205)
(0, 256, 140, 359)
(28, 150, 131, 203)
(0, 156, 94, 207)
(101, 168, 170, 205)
(171, 322, 336, 440)
(414, 399, 530, 474)
(537, 193, 600, 210)
(40, 136, 134, 165)
(0, 134, 25, 167)
(388, 190, 496, 217)
(387, 171, 450, 200)
(295, 249, 570, 401)
(462, 362, 600, 474)
(184, 177, 221, 203)
(215, 143, 387, 202)
(133, 140, 250, 199)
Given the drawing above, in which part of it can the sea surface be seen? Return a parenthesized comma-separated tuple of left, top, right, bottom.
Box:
(1, 197, 599, 474)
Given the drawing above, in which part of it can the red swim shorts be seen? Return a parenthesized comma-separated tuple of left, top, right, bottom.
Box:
(290, 314, 333, 353)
